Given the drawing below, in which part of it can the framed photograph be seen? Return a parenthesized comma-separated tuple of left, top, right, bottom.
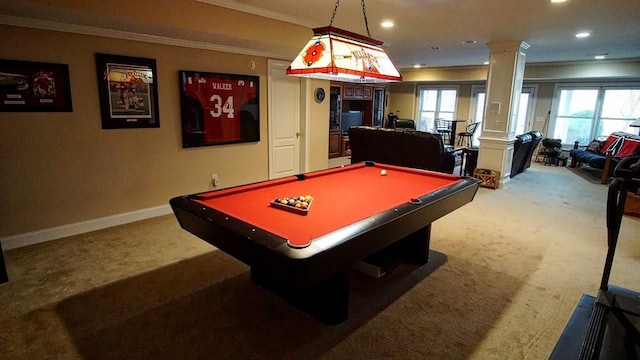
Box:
(0, 59, 72, 112)
(179, 70, 259, 147)
(96, 53, 159, 129)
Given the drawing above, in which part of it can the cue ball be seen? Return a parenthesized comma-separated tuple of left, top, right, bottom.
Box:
(381, 170, 387, 176)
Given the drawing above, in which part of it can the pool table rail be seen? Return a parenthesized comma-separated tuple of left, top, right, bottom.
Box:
(170, 175, 479, 287)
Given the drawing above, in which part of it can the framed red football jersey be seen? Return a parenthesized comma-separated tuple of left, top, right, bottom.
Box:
(179, 70, 259, 147)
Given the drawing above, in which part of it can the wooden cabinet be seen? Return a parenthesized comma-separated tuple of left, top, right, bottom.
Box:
(329, 129, 342, 158)
(328, 82, 386, 158)
(343, 85, 354, 99)
(354, 86, 364, 99)
(363, 86, 373, 100)
(624, 191, 640, 217)
(342, 85, 373, 100)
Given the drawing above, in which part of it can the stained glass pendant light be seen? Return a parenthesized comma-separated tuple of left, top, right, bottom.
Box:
(286, 0, 402, 83)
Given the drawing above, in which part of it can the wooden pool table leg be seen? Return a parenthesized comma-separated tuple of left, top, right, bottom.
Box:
(358, 224, 432, 277)
(250, 268, 349, 325)
(404, 224, 431, 265)
(247, 225, 431, 324)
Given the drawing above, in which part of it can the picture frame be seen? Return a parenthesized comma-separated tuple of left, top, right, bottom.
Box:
(95, 53, 159, 129)
(0, 58, 72, 112)
(179, 70, 259, 147)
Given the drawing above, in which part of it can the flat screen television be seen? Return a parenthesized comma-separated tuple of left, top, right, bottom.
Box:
(341, 111, 363, 134)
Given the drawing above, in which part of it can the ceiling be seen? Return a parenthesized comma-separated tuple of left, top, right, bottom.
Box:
(200, 0, 640, 69)
(1, 0, 639, 70)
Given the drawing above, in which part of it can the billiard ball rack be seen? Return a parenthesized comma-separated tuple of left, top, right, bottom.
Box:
(270, 196, 314, 215)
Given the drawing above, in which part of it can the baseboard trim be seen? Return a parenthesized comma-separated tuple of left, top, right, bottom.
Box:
(0, 205, 173, 250)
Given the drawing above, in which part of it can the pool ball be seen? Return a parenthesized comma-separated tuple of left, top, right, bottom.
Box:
(381, 170, 387, 176)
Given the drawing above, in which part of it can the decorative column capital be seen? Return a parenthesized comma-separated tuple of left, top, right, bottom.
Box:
(487, 41, 530, 54)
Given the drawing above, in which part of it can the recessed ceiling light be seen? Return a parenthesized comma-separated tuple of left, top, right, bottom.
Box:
(462, 40, 477, 44)
(594, 55, 606, 60)
(550, 0, 567, 3)
(381, 21, 394, 28)
(413, 63, 426, 68)
(575, 32, 591, 38)
(483, 61, 489, 65)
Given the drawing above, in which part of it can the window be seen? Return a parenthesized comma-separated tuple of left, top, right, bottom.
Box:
(600, 89, 640, 135)
(469, 87, 485, 147)
(416, 87, 458, 132)
(515, 90, 534, 135)
(550, 85, 640, 145)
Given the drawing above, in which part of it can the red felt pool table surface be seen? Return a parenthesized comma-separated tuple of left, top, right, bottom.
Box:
(194, 162, 462, 247)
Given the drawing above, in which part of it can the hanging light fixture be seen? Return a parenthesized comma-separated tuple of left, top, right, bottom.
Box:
(286, 0, 402, 83)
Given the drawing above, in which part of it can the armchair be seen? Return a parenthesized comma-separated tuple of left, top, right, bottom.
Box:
(394, 119, 416, 130)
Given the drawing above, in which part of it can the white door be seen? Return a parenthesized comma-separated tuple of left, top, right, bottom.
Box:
(268, 60, 301, 179)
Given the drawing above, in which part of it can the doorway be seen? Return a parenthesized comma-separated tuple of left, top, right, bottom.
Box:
(267, 60, 303, 179)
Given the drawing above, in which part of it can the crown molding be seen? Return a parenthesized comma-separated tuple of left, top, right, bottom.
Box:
(0, 14, 280, 59)
(196, 0, 315, 28)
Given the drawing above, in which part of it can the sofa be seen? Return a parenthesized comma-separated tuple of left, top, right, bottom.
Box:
(510, 130, 543, 178)
(569, 131, 640, 184)
(348, 126, 456, 174)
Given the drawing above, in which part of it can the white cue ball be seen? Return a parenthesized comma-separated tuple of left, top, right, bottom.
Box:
(381, 170, 387, 176)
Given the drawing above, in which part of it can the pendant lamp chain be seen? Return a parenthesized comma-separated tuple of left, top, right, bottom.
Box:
(328, 0, 373, 38)
(360, 0, 372, 38)
(329, 0, 340, 26)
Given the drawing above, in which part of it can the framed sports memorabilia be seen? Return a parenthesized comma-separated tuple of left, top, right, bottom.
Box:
(179, 70, 259, 147)
(96, 53, 160, 129)
(0, 59, 72, 112)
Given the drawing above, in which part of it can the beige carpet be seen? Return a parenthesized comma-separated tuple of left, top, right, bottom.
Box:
(1, 163, 639, 359)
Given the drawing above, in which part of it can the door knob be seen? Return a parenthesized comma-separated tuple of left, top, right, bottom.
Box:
(296, 132, 301, 138)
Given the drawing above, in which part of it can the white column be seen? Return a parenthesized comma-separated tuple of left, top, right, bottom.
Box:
(476, 41, 530, 186)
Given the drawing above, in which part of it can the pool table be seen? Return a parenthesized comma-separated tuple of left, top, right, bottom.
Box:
(170, 161, 480, 323)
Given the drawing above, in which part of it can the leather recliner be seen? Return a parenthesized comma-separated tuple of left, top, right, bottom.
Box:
(510, 133, 533, 178)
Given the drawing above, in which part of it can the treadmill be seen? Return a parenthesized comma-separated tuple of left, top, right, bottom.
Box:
(578, 155, 640, 360)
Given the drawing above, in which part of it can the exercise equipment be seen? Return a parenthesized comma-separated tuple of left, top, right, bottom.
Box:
(579, 155, 640, 360)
